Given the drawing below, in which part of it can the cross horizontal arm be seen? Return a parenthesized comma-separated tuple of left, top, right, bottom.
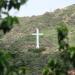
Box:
(32, 33, 44, 35)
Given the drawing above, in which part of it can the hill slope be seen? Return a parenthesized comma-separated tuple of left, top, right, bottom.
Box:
(0, 4, 75, 75)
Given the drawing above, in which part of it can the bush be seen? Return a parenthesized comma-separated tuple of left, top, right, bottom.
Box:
(28, 47, 46, 53)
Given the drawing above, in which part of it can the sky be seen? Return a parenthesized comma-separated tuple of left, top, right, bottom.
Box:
(9, 0, 75, 17)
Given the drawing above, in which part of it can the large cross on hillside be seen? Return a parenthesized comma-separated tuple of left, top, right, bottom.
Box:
(32, 28, 43, 49)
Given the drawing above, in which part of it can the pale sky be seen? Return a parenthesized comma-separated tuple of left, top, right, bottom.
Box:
(9, 0, 75, 17)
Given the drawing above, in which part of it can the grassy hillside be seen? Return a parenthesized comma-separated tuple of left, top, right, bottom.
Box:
(0, 4, 75, 75)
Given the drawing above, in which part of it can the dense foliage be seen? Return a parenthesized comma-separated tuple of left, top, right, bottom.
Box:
(0, 49, 12, 75)
(0, 15, 19, 34)
(0, 0, 28, 75)
(43, 22, 75, 75)
(0, 0, 27, 11)
(0, 0, 27, 34)
(57, 22, 69, 51)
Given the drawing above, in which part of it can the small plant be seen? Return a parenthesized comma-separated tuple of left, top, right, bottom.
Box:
(0, 49, 12, 75)
(43, 67, 53, 75)
(28, 47, 46, 53)
(6, 64, 26, 75)
(68, 47, 75, 68)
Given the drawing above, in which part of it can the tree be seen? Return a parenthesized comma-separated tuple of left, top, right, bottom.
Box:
(0, 0, 27, 12)
(0, 0, 28, 18)
(0, 0, 28, 34)
(0, 15, 19, 34)
(43, 21, 75, 75)
(0, 0, 28, 75)
(57, 22, 69, 51)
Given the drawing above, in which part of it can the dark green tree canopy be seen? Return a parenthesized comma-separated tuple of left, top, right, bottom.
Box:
(57, 22, 69, 51)
(0, 0, 27, 10)
(0, 15, 19, 34)
(0, 0, 28, 34)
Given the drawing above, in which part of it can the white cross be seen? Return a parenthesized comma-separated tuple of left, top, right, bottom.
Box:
(32, 28, 43, 49)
